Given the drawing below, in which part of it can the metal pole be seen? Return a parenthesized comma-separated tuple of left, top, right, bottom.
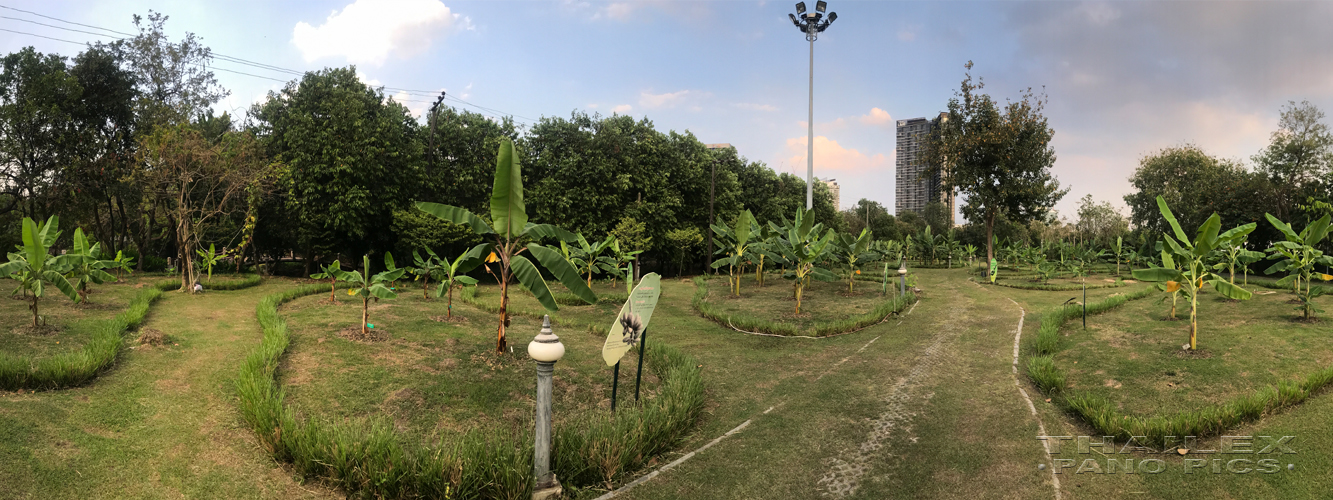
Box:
(1082, 281, 1087, 329)
(611, 361, 620, 412)
(806, 35, 815, 210)
(633, 328, 647, 402)
(708, 160, 716, 275)
(534, 360, 555, 487)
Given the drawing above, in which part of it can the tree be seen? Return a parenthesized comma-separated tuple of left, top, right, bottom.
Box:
(1075, 194, 1128, 246)
(434, 249, 480, 319)
(772, 208, 838, 314)
(1125, 145, 1268, 244)
(834, 228, 878, 292)
(610, 215, 650, 282)
(923, 62, 1067, 264)
(251, 66, 422, 272)
(664, 227, 702, 276)
(196, 243, 220, 283)
(117, 11, 228, 128)
(711, 210, 757, 297)
(842, 199, 898, 242)
(134, 125, 269, 293)
(309, 260, 342, 302)
(66, 227, 117, 303)
(1263, 214, 1333, 320)
(0, 47, 83, 220)
(416, 139, 595, 353)
(1252, 101, 1333, 222)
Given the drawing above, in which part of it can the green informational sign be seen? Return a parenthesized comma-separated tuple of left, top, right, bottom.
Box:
(990, 258, 998, 283)
(602, 273, 662, 366)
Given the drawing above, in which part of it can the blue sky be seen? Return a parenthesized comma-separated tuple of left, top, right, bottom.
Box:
(4, 0, 1332, 224)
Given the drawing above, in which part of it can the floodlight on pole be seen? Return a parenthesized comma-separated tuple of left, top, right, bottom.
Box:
(789, 1, 837, 210)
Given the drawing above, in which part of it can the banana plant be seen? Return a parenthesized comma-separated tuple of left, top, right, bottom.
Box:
(1111, 236, 1128, 276)
(1237, 248, 1265, 285)
(772, 208, 838, 314)
(383, 252, 402, 289)
(196, 243, 221, 284)
(111, 250, 135, 280)
(1133, 196, 1254, 350)
(606, 239, 642, 292)
(834, 228, 878, 292)
(570, 234, 616, 288)
(65, 228, 117, 303)
(1211, 231, 1256, 285)
(435, 247, 482, 319)
(416, 139, 595, 353)
(332, 255, 406, 338)
(409, 249, 445, 299)
(0, 216, 79, 327)
(309, 260, 342, 302)
(1264, 213, 1333, 320)
(711, 210, 756, 297)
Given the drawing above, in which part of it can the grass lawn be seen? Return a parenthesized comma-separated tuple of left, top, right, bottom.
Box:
(0, 276, 152, 358)
(1056, 285, 1333, 416)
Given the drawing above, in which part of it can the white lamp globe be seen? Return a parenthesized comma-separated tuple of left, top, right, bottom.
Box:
(528, 315, 565, 363)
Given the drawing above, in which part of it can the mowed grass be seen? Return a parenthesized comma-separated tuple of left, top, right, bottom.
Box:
(278, 285, 646, 443)
(0, 277, 151, 358)
(1055, 285, 1333, 416)
(698, 275, 897, 330)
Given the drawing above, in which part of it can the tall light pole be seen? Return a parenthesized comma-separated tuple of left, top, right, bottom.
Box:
(789, 1, 837, 210)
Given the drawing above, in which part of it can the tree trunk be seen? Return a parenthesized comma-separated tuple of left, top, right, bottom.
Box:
(30, 295, 39, 327)
(362, 295, 370, 337)
(448, 283, 454, 319)
(497, 276, 509, 353)
(985, 209, 996, 265)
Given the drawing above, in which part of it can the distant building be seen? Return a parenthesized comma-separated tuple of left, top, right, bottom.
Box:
(820, 178, 841, 211)
(705, 143, 733, 150)
(895, 113, 954, 220)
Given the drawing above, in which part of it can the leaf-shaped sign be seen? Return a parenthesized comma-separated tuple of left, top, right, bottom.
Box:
(602, 273, 662, 366)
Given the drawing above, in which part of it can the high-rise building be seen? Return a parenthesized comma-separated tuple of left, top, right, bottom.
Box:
(895, 113, 954, 221)
(820, 178, 841, 211)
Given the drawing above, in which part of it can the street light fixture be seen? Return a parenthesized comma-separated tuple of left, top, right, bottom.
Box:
(789, 1, 838, 210)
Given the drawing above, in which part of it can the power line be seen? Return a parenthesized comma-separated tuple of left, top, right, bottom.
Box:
(0, 4, 539, 122)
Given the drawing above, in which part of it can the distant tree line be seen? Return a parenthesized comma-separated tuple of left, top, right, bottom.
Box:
(0, 12, 841, 278)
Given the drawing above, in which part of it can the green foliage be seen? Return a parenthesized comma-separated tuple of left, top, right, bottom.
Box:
(710, 210, 756, 297)
(0, 286, 162, 391)
(0, 216, 80, 326)
(195, 243, 220, 283)
(309, 260, 341, 302)
(833, 228, 878, 292)
(332, 254, 405, 337)
(1263, 213, 1333, 319)
(770, 208, 838, 314)
(65, 227, 117, 303)
(1132, 196, 1254, 350)
(432, 247, 482, 318)
(664, 226, 703, 276)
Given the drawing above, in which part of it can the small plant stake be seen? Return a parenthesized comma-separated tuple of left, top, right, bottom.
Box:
(611, 361, 620, 412)
(1083, 279, 1087, 329)
(634, 327, 648, 402)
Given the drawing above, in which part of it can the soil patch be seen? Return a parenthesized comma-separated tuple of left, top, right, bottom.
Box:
(11, 324, 62, 336)
(139, 328, 172, 346)
(339, 325, 386, 342)
(429, 315, 469, 324)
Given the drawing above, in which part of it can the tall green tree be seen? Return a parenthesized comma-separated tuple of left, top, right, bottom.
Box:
(1253, 101, 1333, 222)
(252, 66, 422, 271)
(923, 62, 1067, 264)
(0, 47, 83, 220)
(1125, 145, 1269, 245)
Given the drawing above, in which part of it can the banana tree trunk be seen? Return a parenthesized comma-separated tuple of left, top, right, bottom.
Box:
(29, 295, 39, 327)
(498, 271, 509, 353)
(329, 279, 336, 302)
(362, 295, 370, 337)
(447, 282, 455, 319)
(795, 281, 804, 314)
(423, 275, 431, 300)
(1189, 292, 1198, 350)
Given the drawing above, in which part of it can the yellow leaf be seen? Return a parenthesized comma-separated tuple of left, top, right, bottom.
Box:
(348, 289, 356, 295)
(1166, 281, 1180, 293)
(1320, 274, 1333, 281)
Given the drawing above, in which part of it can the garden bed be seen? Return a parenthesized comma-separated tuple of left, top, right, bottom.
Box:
(691, 276, 916, 337)
(1027, 285, 1333, 444)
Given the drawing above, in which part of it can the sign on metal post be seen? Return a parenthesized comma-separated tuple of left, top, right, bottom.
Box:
(602, 273, 662, 366)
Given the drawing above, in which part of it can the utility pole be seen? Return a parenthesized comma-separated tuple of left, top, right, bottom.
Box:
(429, 92, 446, 173)
(707, 159, 717, 275)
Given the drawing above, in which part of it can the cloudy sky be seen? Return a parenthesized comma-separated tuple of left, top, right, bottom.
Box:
(3, 0, 1331, 223)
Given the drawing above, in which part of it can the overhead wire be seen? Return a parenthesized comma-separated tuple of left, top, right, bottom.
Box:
(0, 3, 538, 123)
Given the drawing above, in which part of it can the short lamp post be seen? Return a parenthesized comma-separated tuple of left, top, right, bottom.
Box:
(528, 315, 564, 499)
(898, 262, 907, 296)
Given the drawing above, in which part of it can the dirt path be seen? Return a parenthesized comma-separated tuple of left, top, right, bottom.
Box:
(0, 282, 336, 499)
(616, 270, 1061, 500)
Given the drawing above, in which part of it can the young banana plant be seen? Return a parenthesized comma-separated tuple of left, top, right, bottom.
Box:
(66, 228, 117, 303)
(435, 248, 482, 319)
(835, 228, 878, 292)
(1263, 213, 1333, 320)
(710, 210, 756, 297)
(333, 255, 406, 338)
(309, 260, 342, 302)
(112, 250, 136, 280)
(773, 208, 838, 314)
(607, 239, 643, 293)
(416, 139, 595, 353)
(0, 217, 79, 327)
(196, 243, 221, 284)
(1211, 231, 1255, 285)
(410, 249, 445, 299)
(570, 234, 616, 288)
(1133, 196, 1254, 350)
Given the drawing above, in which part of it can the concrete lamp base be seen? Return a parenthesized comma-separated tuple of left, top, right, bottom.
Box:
(533, 475, 562, 500)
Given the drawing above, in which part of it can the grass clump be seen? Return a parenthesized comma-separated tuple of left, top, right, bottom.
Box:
(0, 286, 162, 391)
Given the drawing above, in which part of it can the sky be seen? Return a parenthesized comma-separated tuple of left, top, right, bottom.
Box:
(2, 0, 1332, 225)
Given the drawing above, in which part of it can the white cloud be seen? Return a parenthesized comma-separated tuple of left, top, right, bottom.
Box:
(784, 136, 889, 173)
(587, 103, 600, 109)
(605, 2, 635, 20)
(389, 90, 428, 118)
(293, 0, 468, 66)
(612, 104, 633, 114)
(733, 102, 778, 112)
(639, 90, 693, 109)
(858, 107, 893, 126)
